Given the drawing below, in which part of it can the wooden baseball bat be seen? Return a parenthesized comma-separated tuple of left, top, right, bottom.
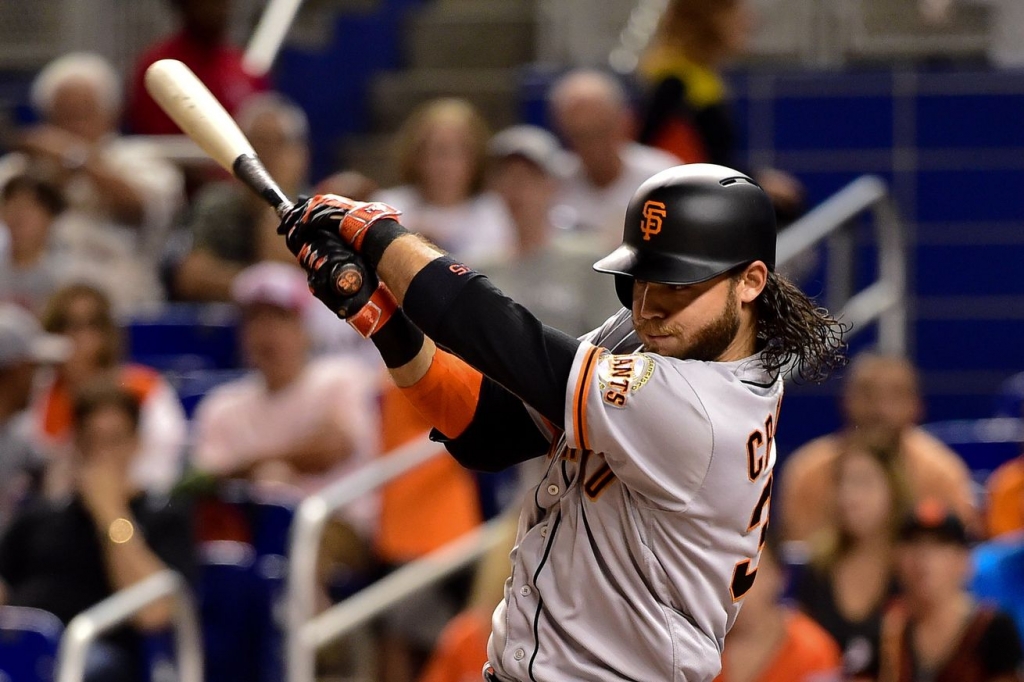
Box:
(144, 58, 292, 216)
(144, 58, 364, 296)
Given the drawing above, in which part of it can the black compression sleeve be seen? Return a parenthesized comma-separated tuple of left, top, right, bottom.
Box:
(402, 257, 580, 427)
(370, 310, 424, 369)
(431, 377, 552, 472)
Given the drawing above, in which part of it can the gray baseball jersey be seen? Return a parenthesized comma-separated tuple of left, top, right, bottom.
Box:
(487, 308, 783, 682)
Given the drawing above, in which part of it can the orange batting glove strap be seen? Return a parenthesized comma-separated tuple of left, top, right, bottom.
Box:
(347, 282, 398, 338)
(336, 201, 403, 251)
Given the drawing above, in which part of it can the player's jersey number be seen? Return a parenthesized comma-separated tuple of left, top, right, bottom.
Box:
(730, 410, 777, 601)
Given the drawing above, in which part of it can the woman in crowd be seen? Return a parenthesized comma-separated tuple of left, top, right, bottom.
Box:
(637, 0, 804, 223)
(374, 98, 515, 264)
(32, 283, 187, 495)
(794, 441, 913, 680)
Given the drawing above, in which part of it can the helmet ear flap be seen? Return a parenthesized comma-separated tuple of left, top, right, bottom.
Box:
(614, 275, 633, 309)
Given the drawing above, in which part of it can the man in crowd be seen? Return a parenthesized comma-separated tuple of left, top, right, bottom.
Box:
(0, 380, 194, 682)
(780, 352, 978, 541)
(549, 69, 679, 245)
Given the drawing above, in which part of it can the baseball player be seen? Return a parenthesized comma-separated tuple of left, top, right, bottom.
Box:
(279, 163, 847, 681)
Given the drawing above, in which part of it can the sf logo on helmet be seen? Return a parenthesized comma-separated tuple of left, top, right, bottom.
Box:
(640, 200, 668, 241)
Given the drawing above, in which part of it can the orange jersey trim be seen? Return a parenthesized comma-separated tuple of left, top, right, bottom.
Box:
(399, 349, 484, 439)
(572, 346, 602, 451)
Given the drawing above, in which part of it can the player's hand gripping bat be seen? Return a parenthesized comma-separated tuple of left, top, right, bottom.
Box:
(143, 58, 365, 297)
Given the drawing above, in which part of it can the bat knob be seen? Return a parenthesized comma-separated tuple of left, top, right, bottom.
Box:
(333, 263, 364, 296)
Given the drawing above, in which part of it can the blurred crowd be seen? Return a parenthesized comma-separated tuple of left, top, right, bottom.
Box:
(0, 1, 1022, 682)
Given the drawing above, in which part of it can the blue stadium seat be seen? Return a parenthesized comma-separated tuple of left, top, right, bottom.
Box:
(169, 369, 248, 419)
(197, 541, 263, 682)
(922, 418, 1023, 477)
(995, 372, 1024, 419)
(126, 304, 240, 373)
(0, 606, 63, 682)
(971, 533, 1024, 644)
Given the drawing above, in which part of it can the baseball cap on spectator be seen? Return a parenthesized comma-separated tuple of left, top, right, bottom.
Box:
(488, 125, 572, 179)
(899, 499, 971, 546)
(0, 303, 71, 368)
(231, 262, 313, 313)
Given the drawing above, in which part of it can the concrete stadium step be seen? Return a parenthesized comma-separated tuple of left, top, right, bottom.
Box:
(368, 67, 521, 132)
(404, 1, 535, 69)
(849, 0, 989, 61)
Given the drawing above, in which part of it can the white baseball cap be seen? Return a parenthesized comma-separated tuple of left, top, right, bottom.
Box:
(488, 125, 573, 179)
(231, 261, 313, 313)
(0, 303, 72, 369)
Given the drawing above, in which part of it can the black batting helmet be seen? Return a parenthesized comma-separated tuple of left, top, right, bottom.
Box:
(594, 163, 777, 308)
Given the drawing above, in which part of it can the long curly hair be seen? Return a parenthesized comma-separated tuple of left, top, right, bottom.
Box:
(755, 271, 848, 383)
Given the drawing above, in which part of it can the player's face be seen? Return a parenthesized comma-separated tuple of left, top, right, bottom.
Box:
(631, 274, 741, 361)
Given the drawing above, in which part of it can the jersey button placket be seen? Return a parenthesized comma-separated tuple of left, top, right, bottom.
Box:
(520, 585, 532, 597)
(546, 484, 559, 496)
(513, 648, 526, 661)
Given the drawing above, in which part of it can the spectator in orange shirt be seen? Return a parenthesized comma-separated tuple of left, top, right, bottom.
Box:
(375, 381, 484, 682)
(985, 404, 1024, 538)
(31, 284, 187, 496)
(780, 352, 978, 542)
(717, 533, 842, 682)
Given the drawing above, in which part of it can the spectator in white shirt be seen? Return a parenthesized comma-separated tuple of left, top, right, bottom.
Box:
(374, 98, 515, 264)
(0, 53, 183, 314)
(549, 69, 680, 246)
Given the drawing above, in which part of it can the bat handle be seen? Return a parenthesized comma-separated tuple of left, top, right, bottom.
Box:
(233, 154, 293, 217)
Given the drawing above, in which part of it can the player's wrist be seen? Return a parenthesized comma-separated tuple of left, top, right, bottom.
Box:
(346, 282, 398, 338)
(359, 218, 409, 268)
(371, 309, 425, 368)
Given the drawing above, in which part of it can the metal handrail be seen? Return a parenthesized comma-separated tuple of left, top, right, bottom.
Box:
(55, 570, 202, 682)
(285, 434, 446, 682)
(306, 517, 510, 646)
(776, 174, 906, 354)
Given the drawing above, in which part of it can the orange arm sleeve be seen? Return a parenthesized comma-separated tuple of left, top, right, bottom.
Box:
(399, 349, 484, 439)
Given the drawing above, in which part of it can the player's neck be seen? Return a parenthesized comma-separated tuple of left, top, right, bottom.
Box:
(714, 321, 758, 363)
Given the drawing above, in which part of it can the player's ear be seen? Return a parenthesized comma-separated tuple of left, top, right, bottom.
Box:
(735, 261, 768, 304)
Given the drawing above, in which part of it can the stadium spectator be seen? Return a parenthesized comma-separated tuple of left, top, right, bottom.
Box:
(780, 352, 979, 542)
(375, 381, 484, 682)
(637, 0, 804, 223)
(0, 380, 194, 682)
(717, 534, 842, 682)
(548, 69, 679, 245)
(877, 500, 1023, 682)
(374, 98, 515, 263)
(127, 0, 268, 135)
(984, 404, 1024, 538)
(0, 304, 69, 531)
(0, 175, 67, 313)
(480, 124, 621, 337)
(0, 53, 183, 313)
(31, 284, 187, 495)
(794, 442, 912, 680)
(190, 262, 378, 536)
(919, 0, 1024, 68)
(172, 93, 312, 301)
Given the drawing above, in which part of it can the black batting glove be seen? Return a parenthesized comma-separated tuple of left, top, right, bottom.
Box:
(278, 195, 359, 258)
(295, 228, 377, 320)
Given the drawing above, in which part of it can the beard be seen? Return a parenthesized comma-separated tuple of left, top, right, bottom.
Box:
(636, 285, 742, 361)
